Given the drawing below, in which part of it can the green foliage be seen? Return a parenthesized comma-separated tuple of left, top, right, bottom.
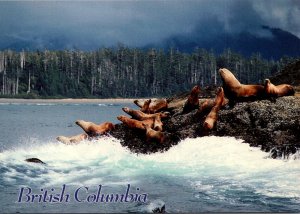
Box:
(0, 47, 297, 98)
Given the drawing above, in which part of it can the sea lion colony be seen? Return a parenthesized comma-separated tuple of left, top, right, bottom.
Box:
(56, 68, 295, 146)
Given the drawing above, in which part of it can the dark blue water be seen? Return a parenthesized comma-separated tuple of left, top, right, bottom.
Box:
(0, 102, 299, 213)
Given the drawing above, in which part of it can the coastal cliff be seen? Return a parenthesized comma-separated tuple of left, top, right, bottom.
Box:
(110, 95, 300, 158)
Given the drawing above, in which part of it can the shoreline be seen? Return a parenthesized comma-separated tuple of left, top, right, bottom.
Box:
(0, 98, 142, 104)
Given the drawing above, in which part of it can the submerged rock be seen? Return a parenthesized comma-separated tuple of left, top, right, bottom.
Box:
(25, 158, 46, 164)
(110, 95, 300, 158)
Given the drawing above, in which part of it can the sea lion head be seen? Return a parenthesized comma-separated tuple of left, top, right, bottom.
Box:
(219, 68, 241, 87)
(104, 122, 115, 130)
(192, 85, 200, 94)
(203, 120, 213, 131)
(264, 79, 271, 85)
(75, 120, 85, 126)
(122, 107, 130, 113)
(56, 136, 70, 144)
(216, 87, 224, 95)
(56, 136, 67, 142)
(117, 115, 127, 122)
(215, 87, 225, 106)
(144, 99, 152, 105)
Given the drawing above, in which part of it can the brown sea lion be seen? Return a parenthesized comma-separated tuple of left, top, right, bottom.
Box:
(140, 99, 152, 113)
(134, 99, 168, 113)
(117, 115, 154, 130)
(75, 120, 115, 137)
(219, 68, 265, 105)
(153, 115, 163, 132)
(122, 107, 170, 120)
(56, 133, 88, 144)
(143, 124, 164, 144)
(182, 85, 200, 114)
(197, 93, 228, 116)
(264, 79, 295, 97)
(203, 87, 225, 131)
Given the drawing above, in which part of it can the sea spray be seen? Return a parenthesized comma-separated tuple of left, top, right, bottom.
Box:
(0, 136, 299, 212)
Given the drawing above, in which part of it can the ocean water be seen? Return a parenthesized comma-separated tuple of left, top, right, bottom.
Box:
(0, 102, 299, 213)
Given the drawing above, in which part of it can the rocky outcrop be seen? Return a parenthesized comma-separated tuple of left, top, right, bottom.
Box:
(110, 95, 300, 158)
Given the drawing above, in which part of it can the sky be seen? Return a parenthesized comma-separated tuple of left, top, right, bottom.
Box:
(0, 0, 299, 50)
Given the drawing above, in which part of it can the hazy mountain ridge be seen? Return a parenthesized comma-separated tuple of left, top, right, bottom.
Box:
(151, 26, 300, 59)
(1, 26, 300, 60)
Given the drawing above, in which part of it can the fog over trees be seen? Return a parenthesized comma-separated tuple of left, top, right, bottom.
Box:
(0, 47, 296, 98)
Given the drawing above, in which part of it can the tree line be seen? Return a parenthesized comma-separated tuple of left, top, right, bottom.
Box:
(0, 46, 297, 98)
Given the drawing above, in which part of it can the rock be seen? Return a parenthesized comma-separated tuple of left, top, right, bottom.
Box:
(111, 94, 300, 158)
(25, 158, 46, 164)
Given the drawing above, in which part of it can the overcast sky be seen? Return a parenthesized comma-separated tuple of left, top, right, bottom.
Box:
(0, 0, 299, 49)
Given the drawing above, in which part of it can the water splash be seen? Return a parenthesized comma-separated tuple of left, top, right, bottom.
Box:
(0, 136, 299, 201)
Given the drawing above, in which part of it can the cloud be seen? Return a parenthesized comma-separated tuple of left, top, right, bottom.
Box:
(0, 0, 299, 50)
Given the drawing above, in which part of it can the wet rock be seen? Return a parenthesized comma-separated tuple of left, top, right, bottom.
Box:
(25, 158, 46, 164)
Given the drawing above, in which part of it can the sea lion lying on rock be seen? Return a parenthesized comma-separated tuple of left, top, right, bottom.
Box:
(264, 79, 295, 97)
(122, 107, 170, 120)
(117, 115, 154, 130)
(56, 133, 88, 144)
(143, 124, 164, 144)
(203, 87, 225, 131)
(134, 99, 168, 113)
(182, 85, 200, 114)
(219, 68, 265, 105)
(122, 107, 165, 131)
(75, 120, 114, 137)
(197, 96, 228, 116)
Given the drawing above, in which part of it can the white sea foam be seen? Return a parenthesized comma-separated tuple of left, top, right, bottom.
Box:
(0, 136, 299, 199)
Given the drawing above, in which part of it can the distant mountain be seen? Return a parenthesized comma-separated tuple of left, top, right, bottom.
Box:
(270, 59, 300, 86)
(149, 26, 300, 60)
(1, 25, 300, 60)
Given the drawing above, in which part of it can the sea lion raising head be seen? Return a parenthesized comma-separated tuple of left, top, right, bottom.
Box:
(219, 68, 265, 104)
(56, 133, 88, 144)
(264, 79, 295, 97)
(75, 120, 114, 137)
(182, 85, 200, 114)
(203, 87, 225, 131)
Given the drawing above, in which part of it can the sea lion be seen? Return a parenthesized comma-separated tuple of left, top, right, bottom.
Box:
(117, 115, 154, 130)
(197, 99, 216, 115)
(182, 85, 200, 114)
(56, 133, 88, 144)
(203, 87, 225, 131)
(75, 120, 115, 137)
(134, 99, 168, 113)
(264, 79, 295, 97)
(219, 68, 265, 105)
(197, 94, 228, 116)
(153, 115, 163, 131)
(122, 107, 170, 120)
(143, 124, 164, 144)
(140, 99, 152, 113)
